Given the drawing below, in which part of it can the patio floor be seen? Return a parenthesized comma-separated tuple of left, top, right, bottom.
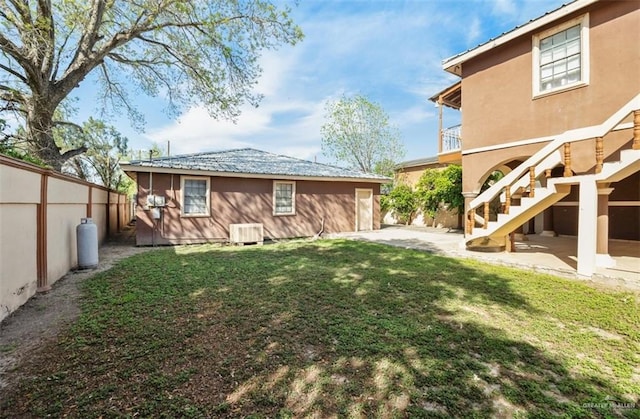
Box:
(330, 225, 640, 291)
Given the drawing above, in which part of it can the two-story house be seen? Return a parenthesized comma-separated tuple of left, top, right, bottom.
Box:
(431, 0, 639, 277)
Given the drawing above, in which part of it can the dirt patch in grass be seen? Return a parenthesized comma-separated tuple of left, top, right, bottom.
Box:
(0, 225, 154, 392)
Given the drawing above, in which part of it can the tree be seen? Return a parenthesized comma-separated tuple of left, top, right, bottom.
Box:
(416, 165, 464, 228)
(384, 183, 418, 225)
(0, 116, 48, 165)
(127, 142, 165, 162)
(61, 118, 132, 192)
(321, 94, 404, 174)
(415, 169, 441, 221)
(481, 170, 505, 219)
(0, 1, 303, 170)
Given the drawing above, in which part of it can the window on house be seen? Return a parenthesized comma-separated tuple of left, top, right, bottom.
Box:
(533, 15, 589, 97)
(181, 177, 210, 216)
(273, 181, 295, 215)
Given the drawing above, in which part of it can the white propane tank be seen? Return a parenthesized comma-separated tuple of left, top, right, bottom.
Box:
(77, 218, 98, 269)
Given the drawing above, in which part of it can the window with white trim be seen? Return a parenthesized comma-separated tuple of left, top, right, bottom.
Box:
(273, 181, 295, 215)
(181, 176, 210, 216)
(533, 14, 589, 97)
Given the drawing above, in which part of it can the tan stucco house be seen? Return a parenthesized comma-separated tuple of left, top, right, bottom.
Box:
(430, 0, 639, 277)
(120, 148, 389, 246)
(394, 156, 448, 186)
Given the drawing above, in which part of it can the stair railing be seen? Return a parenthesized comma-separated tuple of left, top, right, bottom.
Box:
(466, 94, 640, 236)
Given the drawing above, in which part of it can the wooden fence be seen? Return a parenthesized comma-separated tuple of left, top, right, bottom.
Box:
(0, 154, 131, 322)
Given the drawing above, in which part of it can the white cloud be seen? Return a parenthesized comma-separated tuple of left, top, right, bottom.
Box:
(146, 105, 266, 154)
(393, 105, 437, 129)
(492, 0, 517, 16)
(147, 92, 329, 159)
(466, 16, 483, 46)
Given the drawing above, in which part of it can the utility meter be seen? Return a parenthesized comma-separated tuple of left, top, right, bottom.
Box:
(146, 194, 166, 207)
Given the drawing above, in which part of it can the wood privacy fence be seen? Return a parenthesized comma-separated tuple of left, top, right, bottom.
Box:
(0, 154, 132, 322)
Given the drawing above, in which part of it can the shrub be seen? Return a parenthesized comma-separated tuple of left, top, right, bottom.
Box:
(386, 184, 418, 225)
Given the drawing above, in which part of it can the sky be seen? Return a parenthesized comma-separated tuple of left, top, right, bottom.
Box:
(72, 0, 564, 166)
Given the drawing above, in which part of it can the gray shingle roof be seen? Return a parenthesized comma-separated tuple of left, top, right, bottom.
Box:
(122, 148, 390, 182)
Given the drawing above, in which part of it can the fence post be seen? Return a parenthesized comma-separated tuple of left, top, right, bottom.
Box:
(37, 172, 50, 292)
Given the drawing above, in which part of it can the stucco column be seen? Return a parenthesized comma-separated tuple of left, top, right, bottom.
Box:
(527, 217, 536, 235)
(540, 207, 557, 237)
(576, 179, 597, 278)
(595, 186, 616, 268)
(462, 192, 478, 237)
(511, 195, 528, 241)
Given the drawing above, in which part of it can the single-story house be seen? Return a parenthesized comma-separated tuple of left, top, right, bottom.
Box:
(120, 148, 390, 246)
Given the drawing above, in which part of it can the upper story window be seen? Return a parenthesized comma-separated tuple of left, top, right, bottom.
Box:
(273, 181, 295, 215)
(533, 14, 589, 97)
(181, 176, 210, 216)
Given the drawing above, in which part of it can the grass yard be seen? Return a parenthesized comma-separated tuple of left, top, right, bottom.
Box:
(1, 239, 639, 418)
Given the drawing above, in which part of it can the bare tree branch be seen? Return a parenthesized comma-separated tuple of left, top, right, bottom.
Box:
(0, 18, 41, 88)
(60, 145, 88, 160)
(51, 23, 77, 81)
(36, 0, 56, 77)
(0, 84, 26, 103)
(0, 62, 27, 83)
(53, 120, 84, 131)
(7, 0, 32, 26)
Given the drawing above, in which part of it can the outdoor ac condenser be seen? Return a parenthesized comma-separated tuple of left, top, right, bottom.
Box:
(229, 223, 264, 245)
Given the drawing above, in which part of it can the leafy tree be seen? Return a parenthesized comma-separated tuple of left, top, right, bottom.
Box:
(127, 142, 165, 162)
(61, 118, 132, 193)
(0, 117, 48, 165)
(321, 94, 404, 174)
(481, 170, 505, 218)
(415, 169, 441, 221)
(416, 165, 463, 227)
(385, 184, 418, 225)
(0, 1, 303, 170)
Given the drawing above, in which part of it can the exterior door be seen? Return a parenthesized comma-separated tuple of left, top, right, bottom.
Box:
(355, 189, 373, 231)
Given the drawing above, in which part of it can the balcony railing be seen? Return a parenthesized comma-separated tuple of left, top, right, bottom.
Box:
(441, 124, 461, 153)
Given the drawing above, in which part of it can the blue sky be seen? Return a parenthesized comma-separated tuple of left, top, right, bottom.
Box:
(74, 0, 563, 165)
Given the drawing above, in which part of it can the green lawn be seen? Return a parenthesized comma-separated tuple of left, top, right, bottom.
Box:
(2, 240, 639, 418)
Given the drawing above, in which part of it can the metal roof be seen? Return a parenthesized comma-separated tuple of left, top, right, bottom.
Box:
(395, 155, 441, 170)
(121, 148, 391, 182)
(429, 81, 462, 110)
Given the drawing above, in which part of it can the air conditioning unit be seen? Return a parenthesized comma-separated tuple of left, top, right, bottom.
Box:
(229, 223, 264, 245)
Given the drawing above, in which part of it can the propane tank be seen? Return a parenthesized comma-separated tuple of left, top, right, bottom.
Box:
(77, 218, 98, 269)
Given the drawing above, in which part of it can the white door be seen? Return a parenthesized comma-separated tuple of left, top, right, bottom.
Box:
(355, 189, 373, 231)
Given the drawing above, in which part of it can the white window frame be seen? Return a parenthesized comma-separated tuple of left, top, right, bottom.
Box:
(273, 181, 296, 216)
(180, 176, 210, 217)
(532, 14, 589, 98)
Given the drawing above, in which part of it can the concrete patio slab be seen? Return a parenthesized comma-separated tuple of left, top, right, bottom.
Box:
(329, 225, 640, 291)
